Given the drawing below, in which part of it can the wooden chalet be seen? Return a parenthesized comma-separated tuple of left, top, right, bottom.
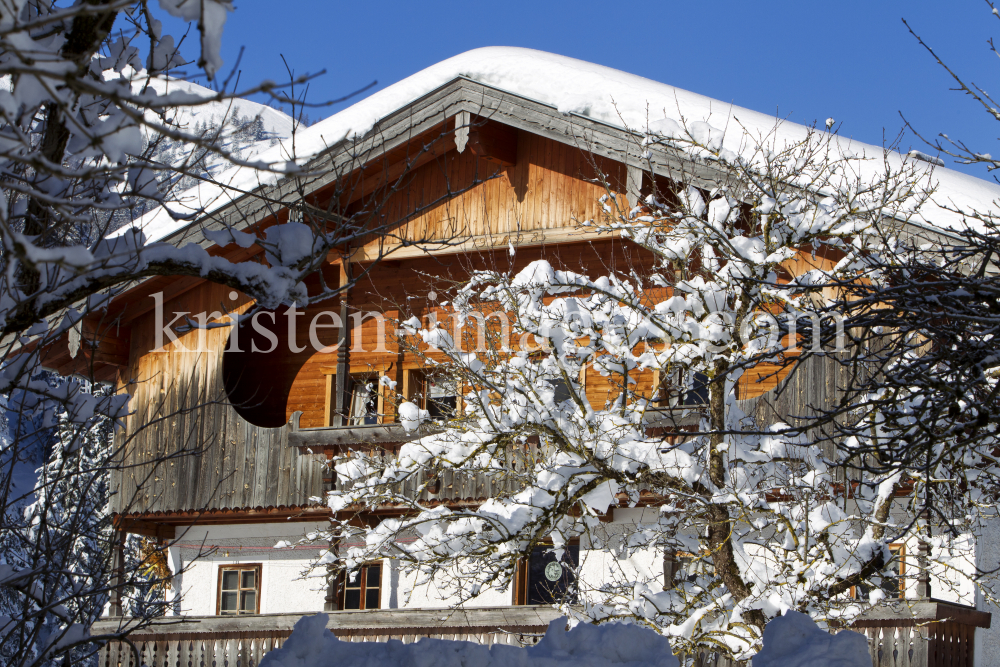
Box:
(38, 48, 997, 666)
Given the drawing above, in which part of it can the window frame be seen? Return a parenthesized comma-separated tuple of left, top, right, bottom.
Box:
(347, 373, 382, 426)
(663, 550, 713, 590)
(405, 369, 458, 420)
(216, 563, 262, 616)
(652, 370, 709, 407)
(512, 542, 580, 606)
(339, 561, 383, 610)
(852, 543, 905, 600)
(321, 368, 387, 427)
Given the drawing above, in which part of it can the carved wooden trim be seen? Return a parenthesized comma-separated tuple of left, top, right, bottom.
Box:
(454, 110, 470, 153)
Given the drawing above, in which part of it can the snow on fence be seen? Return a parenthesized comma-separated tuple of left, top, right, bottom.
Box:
(91, 600, 990, 667)
(92, 606, 560, 667)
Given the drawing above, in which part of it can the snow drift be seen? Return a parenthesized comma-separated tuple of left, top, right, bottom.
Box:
(754, 611, 871, 667)
(258, 614, 679, 667)
(258, 611, 872, 667)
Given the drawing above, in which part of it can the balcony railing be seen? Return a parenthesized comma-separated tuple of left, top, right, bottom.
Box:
(92, 606, 562, 667)
(288, 421, 441, 448)
(287, 405, 705, 449)
(92, 600, 990, 667)
(678, 600, 991, 667)
(850, 599, 991, 667)
(284, 404, 708, 505)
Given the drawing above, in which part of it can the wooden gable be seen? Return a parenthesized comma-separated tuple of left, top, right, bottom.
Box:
(92, 76, 958, 524)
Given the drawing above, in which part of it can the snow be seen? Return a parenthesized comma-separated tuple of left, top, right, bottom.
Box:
(908, 150, 946, 167)
(258, 611, 873, 667)
(753, 612, 870, 667)
(138, 75, 294, 185)
(123, 47, 1000, 244)
(140, 75, 294, 143)
(398, 401, 427, 431)
(157, 0, 233, 78)
(259, 614, 679, 667)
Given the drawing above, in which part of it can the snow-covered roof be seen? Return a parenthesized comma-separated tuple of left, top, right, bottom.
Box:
(142, 76, 295, 141)
(128, 47, 1000, 243)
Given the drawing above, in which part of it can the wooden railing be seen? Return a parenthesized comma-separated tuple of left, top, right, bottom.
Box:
(851, 600, 991, 667)
(92, 606, 563, 667)
(674, 600, 990, 667)
(286, 406, 707, 504)
(286, 406, 704, 449)
(92, 600, 990, 667)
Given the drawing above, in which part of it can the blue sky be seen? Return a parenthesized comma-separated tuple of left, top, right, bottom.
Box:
(162, 1, 1000, 179)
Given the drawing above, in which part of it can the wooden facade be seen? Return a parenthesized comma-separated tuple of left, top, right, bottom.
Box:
(42, 60, 988, 667)
(36, 74, 888, 526)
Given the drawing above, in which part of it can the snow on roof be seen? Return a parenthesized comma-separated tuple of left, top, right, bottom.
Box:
(141, 75, 295, 140)
(127, 47, 1000, 243)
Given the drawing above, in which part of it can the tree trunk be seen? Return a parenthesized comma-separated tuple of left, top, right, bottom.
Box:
(19, 1, 118, 292)
(707, 363, 767, 632)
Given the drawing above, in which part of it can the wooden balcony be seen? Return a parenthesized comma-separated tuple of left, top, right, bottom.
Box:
(92, 600, 990, 667)
(682, 600, 991, 667)
(851, 600, 991, 667)
(288, 421, 441, 448)
(286, 405, 705, 449)
(92, 605, 563, 667)
(283, 404, 708, 507)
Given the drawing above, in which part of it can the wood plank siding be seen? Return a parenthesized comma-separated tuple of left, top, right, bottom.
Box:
(114, 120, 831, 518)
(113, 281, 325, 515)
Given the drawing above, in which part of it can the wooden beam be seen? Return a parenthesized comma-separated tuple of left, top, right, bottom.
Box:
(42, 317, 133, 379)
(115, 506, 335, 528)
(117, 519, 176, 539)
(110, 530, 125, 616)
(454, 110, 470, 153)
(339, 224, 615, 264)
(92, 605, 565, 637)
(627, 164, 644, 207)
(333, 261, 351, 428)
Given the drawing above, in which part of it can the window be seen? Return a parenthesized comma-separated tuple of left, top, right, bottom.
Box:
(426, 377, 457, 419)
(683, 372, 709, 405)
(854, 544, 905, 600)
(341, 562, 382, 610)
(514, 544, 579, 605)
(663, 552, 712, 590)
(652, 371, 709, 407)
(348, 375, 380, 425)
(407, 371, 457, 420)
(549, 378, 572, 405)
(217, 564, 261, 615)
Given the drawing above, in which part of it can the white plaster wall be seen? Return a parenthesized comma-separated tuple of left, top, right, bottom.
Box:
(169, 522, 329, 616)
(169, 522, 517, 615)
(579, 507, 663, 596)
(391, 560, 513, 608)
(975, 516, 1000, 667)
(386, 508, 664, 609)
(881, 507, 978, 605)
